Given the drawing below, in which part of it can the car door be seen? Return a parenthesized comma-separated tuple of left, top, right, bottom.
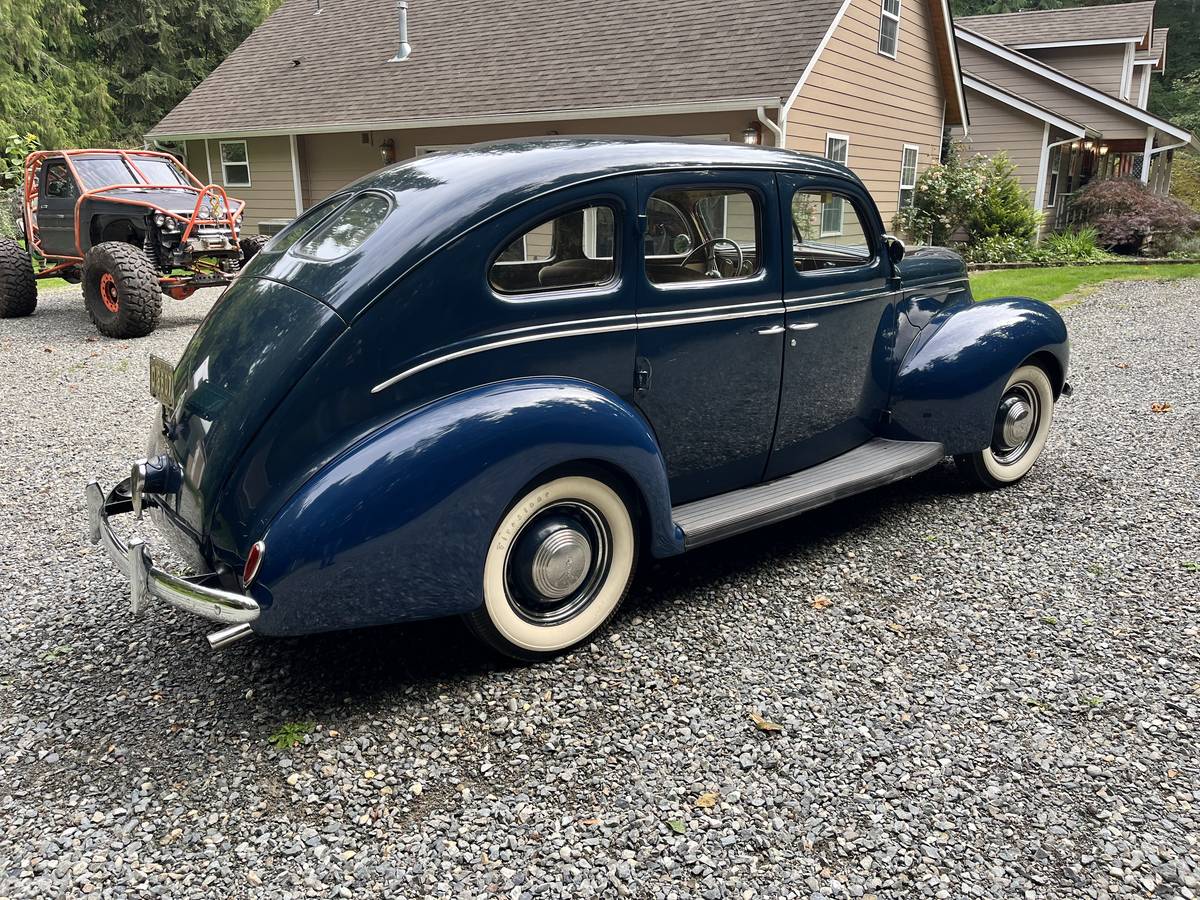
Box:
(633, 170, 784, 504)
(764, 173, 897, 480)
(36, 158, 81, 257)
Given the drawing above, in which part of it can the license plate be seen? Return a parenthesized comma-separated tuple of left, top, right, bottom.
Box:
(149, 355, 176, 408)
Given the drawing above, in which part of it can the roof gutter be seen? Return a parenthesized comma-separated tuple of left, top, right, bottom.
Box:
(148, 97, 784, 142)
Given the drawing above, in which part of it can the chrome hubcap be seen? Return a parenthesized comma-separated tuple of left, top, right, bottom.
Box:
(505, 502, 610, 626)
(530, 527, 592, 599)
(992, 383, 1041, 465)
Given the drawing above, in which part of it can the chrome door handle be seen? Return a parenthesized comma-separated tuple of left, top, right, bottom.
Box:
(756, 325, 785, 335)
(788, 322, 819, 331)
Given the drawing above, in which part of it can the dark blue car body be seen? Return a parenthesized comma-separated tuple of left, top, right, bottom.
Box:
(131, 137, 1067, 639)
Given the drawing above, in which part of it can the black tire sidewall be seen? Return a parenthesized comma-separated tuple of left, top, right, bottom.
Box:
(82, 242, 162, 339)
(0, 237, 38, 318)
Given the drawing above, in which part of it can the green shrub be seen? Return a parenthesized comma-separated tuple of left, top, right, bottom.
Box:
(968, 154, 1042, 250)
(958, 234, 1032, 264)
(1169, 151, 1200, 215)
(1029, 227, 1115, 264)
(894, 145, 983, 245)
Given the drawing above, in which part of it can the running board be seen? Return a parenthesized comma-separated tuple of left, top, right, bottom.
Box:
(673, 438, 945, 549)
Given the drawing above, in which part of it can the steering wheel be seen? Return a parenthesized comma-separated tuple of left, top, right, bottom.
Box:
(680, 238, 745, 279)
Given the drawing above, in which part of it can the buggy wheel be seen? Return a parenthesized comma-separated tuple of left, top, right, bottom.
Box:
(464, 473, 638, 662)
(82, 241, 162, 338)
(238, 235, 268, 266)
(0, 237, 38, 318)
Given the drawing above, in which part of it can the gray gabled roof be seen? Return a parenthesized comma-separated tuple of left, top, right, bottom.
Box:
(149, 0, 848, 138)
(958, 1, 1155, 48)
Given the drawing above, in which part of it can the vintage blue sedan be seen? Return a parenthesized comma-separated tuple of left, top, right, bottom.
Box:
(87, 138, 1069, 660)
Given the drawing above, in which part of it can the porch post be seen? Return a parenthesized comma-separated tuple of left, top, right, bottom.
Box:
(289, 134, 304, 216)
(1140, 127, 1154, 183)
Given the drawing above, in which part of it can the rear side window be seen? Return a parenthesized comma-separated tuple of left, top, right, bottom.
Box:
(294, 194, 392, 261)
(489, 204, 617, 294)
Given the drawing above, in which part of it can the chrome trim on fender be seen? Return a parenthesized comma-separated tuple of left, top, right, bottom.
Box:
(86, 480, 260, 629)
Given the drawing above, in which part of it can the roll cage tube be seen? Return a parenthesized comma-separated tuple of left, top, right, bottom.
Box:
(20, 149, 245, 264)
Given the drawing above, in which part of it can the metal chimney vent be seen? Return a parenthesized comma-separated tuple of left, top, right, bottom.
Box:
(389, 0, 412, 62)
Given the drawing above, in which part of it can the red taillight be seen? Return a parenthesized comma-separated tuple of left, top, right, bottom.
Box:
(242, 540, 266, 587)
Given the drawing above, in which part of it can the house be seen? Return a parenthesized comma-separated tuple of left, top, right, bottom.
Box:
(950, 1, 1198, 232)
(146, 0, 968, 234)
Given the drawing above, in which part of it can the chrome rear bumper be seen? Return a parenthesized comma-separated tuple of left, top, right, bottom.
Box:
(85, 479, 259, 647)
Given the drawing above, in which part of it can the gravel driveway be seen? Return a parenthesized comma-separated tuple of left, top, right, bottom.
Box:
(1, 280, 1198, 899)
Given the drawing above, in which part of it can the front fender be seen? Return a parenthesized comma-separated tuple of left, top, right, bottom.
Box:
(884, 297, 1069, 455)
(247, 377, 680, 637)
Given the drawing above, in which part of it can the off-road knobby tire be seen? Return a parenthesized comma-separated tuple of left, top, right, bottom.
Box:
(0, 237, 38, 318)
(239, 234, 269, 266)
(82, 241, 162, 338)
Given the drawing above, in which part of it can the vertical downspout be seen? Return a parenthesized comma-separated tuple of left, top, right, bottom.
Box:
(755, 106, 784, 147)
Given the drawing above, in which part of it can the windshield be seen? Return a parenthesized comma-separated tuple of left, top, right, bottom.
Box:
(132, 157, 187, 185)
(73, 155, 188, 190)
(74, 157, 139, 190)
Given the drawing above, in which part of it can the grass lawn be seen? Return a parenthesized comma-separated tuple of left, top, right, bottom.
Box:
(970, 263, 1200, 305)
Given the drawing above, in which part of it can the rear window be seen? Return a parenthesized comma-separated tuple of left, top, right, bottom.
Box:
(292, 194, 392, 261)
(264, 194, 351, 254)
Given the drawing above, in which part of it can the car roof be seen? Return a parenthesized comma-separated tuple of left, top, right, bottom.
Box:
(354, 136, 856, 199)
(253, 137, 867, 321)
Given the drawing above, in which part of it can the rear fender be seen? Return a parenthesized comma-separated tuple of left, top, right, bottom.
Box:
(884, 297, 1069, 455)
(248, 377, 680, 636)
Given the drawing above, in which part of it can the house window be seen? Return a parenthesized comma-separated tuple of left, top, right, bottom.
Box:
(219, 141, 251, 187)
(878, 0, 901, 57)
(899, 144, 919, 210)
(1047, 146, 1063, 207)
(822, 135, 850, 236)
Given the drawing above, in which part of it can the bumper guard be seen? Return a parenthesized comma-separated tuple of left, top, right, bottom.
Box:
(86, 479, 259, 647)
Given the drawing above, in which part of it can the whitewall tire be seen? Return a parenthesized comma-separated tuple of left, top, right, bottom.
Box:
(465, 474, 638, 661)
(955, 364, 1056, 489)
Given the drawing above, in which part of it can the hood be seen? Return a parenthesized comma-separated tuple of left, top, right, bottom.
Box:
(159, 276, 346, 555)
(92, 187, 234, 219)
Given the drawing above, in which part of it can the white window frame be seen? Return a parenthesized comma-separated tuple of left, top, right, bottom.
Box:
(898, 144, 919, 210)
(1046, 146, 1063, 208)
(582, 206, 617, 260)
(878, 0, 902, 58)
(218, 140, 251, 187)
(822, 134, 850, 237)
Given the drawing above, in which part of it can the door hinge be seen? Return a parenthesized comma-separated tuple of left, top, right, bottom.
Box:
(635, 356, 652, 393)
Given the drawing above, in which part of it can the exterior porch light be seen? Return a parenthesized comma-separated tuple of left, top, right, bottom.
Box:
(743, 123, 762, 145)
(1099, 144, 1109, 155)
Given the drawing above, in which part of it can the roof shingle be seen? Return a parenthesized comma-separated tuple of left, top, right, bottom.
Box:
(150, 0, 845, 137)
(958, 1, 1155, 48)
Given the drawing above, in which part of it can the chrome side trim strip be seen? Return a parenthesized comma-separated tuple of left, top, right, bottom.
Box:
(371, 302, 794, 394)
(785, 291, 891, 310)
(639, 298, 780, 319)
(371, 321, 639, 394)
(902, 278, 969, 293)
(636, 305, 785, 330)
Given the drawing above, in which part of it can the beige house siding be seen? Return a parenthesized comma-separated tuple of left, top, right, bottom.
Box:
(958, 43, 1147, 140)
(182, 136, 296, 228)
(950, 90, 1045, 201)
(1023, 44, 1129, 99)
(298, 111, 758, 212)
(786, 0, 948, 227)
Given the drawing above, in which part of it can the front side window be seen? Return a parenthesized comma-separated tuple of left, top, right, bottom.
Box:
(220, 141, 251, 187)
(43, 161, 77, 199)
(792, 190, 872, 271)
(644, 187, 760, 286)
(489, 204, 617, 294)
(898, 145, 919, 210)
(879, 0, 901, 56)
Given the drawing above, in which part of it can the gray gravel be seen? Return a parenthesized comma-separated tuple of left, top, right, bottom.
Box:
(1, 279, 1198, 899)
